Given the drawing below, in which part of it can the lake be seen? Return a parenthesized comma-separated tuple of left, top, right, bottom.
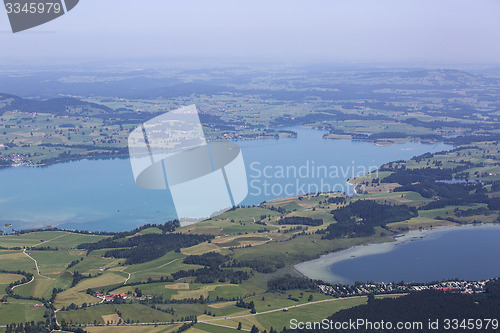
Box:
(0, 127, 451, 232)
(295, 224, 500, 284)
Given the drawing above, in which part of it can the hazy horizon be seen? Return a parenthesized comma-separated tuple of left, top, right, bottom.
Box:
(1, 0, 500, 65)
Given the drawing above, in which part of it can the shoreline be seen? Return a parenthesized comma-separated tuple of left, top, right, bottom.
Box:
(0, 127, 453, 169)
(0, 129, 454, 234)
(294, 223, 500, 284)
(0, 128, 301, 168)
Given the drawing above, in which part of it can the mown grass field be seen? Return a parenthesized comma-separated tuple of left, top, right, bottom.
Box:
(0, 250, 38, 272)
(55, 272, 126, 308)
(85, 325, 181, 333)
(69, 253, 124, 275)
(58, 303, 175, 325)
(28, 250, 83, 276)
(179, 207, 280, 236)
(0, 273, 24, 298)
(0, 231, 107, 249)
(0, 298, 46, 325)
(191, 296, 368, 332)
(122, 252, 189, 283)
(189, 323, 242, 333)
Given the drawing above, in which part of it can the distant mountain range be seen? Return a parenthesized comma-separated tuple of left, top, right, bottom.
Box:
(0, 93, 112, 117)
(1, 68, 498, 101)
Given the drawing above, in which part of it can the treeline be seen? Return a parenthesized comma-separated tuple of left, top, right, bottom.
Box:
(278, 217, 323, 226)
(11, 220, 179, 237)
(66, 258, 82, 269)
(381, 167, 453, 185)
(393, 182, 491, 210)
(488, 197, 500, 210)
(393, 181, 479, 199)
(1, 269, 34, 299)
(104, 220, 180, 240)
(186, 252, 288, 274)
(13, 220, 181, 239)
(4, 321, 61, 333)
(78, 233, 214, 264)
(71, 272, 91, 287)
(27, 246, 58, 251)
(327, 196, 347, 204)
(183, 252, 229, 267)
(230, 259, 285, 274)
(236, 299, 255, 310)
(324, 200, 417, 239)
(171, 266, 250, 284)
(39, 143, 127, 152)
(267, 274, 319, 291)
(455, 207, 490, 217)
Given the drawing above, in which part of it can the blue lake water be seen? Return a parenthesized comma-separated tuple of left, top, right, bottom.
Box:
(0, 127, 451, 232)
(296, 224, 500, 284)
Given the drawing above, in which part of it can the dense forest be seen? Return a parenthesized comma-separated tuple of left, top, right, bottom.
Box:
(323, 200, 417, 239)
(278, 217, 323, 226)
(183, 252, 229, 267)
(78, 233, 213, 264)
(230, 258, 285, 274)
(267, 274, 320, 291)
(397, 182, 492, 211)
(172, 266, 250, 284)
(381, 167, 454, 185)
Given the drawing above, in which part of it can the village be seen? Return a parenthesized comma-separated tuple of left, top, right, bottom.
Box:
(318, 279, 491, 298)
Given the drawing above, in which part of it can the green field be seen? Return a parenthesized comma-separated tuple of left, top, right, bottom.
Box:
(55, 272, 126, 308)
(0, 250, 35, 272)
(0, 273, 25, 298)
(85, 325, 180, 333)
(0, 298, 46, 325)
(58, 303, 175, 325)
(85, 325, 181, 333)
(192, 296, 368, 332)
(122, 251, 188, 283)
(0, 231, 107, 249)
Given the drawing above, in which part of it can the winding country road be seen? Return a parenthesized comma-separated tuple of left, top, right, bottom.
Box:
(22, 248, 52, 279)
(10, 275, 34, 290)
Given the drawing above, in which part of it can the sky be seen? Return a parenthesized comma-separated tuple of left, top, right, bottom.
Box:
(1, 0, 500, 64)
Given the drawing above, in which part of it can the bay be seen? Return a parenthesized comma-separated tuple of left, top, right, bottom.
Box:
(295, 224, 500, 284)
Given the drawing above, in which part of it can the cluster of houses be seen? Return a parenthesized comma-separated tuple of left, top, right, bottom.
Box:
(94, 291, 153, 302)
(318, 279, 490, 297)
(0, 153, 34, 166)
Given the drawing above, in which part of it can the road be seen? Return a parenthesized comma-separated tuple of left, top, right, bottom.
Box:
(122, 258, 180, 285)
(55, 293, 408, 329)
(10, 275, 34, 290)
(22, 248, 52, 279)
(32, 232, 70, 247)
